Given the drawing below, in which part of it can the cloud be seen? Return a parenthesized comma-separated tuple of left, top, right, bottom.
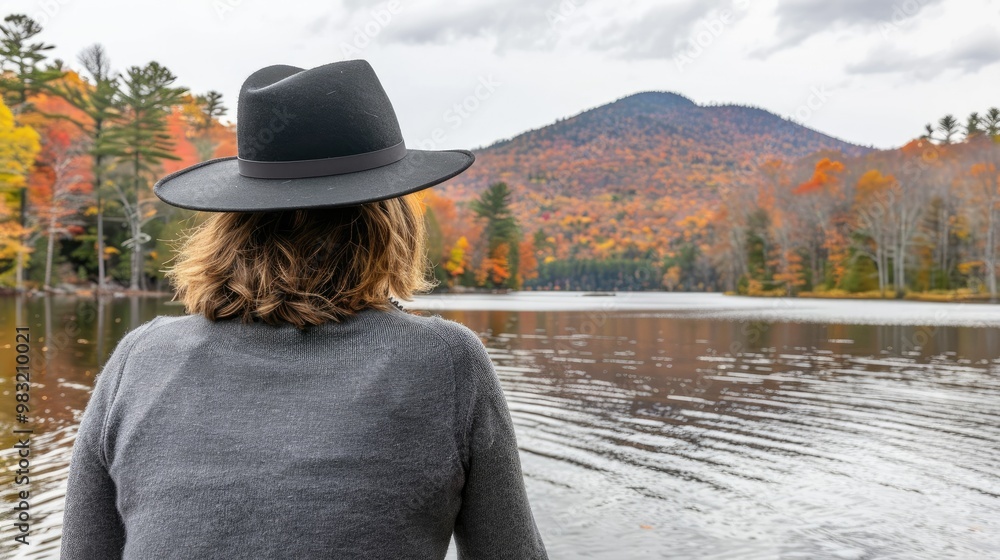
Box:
(756, 0, 944, 57)
(949, 31, 1000, 72)
(588, 0, 733, 60)
(846, 28, 1000, 80)
(380, 4, 546, 49)
(331, 0, 738, 60)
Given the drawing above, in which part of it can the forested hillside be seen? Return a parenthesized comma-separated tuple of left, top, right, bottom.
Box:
(443, 91, 870, 201)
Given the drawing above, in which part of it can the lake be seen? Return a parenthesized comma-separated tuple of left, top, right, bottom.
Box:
(0, 292, 997, 559)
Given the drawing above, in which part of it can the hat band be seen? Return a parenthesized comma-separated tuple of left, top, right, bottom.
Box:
(237, 141, 407, 179)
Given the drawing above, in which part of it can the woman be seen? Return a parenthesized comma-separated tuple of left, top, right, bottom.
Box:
(61, 60, 548, 559)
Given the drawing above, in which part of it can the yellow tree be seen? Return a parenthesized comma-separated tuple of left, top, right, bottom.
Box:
(661, 265, 681, 291)
(444, 236, 469, 286)
(0, 98, 40, 288)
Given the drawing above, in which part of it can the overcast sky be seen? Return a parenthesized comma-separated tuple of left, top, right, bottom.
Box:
(7, 0, 999, 151)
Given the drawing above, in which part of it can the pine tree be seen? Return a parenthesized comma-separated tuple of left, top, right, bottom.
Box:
(103, 61, 186, 291)
(0, 14, 63, 114)
(937, 115, 960, 144)
(196, 90, 226, 130)
(471, 182, 521, 289)
(965, 112, 982, 140)
(984, 108, 1000, 139)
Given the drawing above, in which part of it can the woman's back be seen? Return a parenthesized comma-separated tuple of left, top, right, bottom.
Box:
(61, 306, 547, 559)
(62, 58, 547, 559)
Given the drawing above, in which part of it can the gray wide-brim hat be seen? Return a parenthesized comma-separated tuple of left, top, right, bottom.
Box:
(153, 59, 475, 212)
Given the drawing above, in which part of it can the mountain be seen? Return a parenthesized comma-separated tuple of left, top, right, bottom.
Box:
(440, 91, 872, 202)
(432, 91, 875, 263)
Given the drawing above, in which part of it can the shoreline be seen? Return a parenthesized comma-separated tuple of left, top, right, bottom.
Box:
(2, 289, 997, 326)
(726, 290, 997, 304)
(0, 287, 174, 298)
(0, 286, 995, 305)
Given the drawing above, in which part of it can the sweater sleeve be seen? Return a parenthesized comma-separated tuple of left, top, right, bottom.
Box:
(442, 321, 548, 560)
(60, 319, 159, 560)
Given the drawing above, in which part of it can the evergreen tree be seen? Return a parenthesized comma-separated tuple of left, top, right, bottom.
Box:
(0, 14, 63, 114)
(471, 182, 520, 289)
(182, 90, 228, 162)
(195, 90, 226, 130)
(921, 123, 934, 141)
(965, 112, 982, 140)
(984, 108, 1000, 138)
(936, 115, 959, 144)
(103, 61, 186, 291)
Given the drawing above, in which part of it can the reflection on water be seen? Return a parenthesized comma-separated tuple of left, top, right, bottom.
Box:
(1, 296, 998, 559)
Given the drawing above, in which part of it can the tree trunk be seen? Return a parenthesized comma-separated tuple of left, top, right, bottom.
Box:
(44, 214, 57, 289)
(896, 219, 905, 297)
(938, 205, 947, 289)
(130, 152, 142, 292)
(15, 187, 26, 293)
(15, 250, 24, 293)
(987, 204, 997, 299)
(97, 205, 105, 291)
(810, 248, 818, 290)
(877, 246, 884, 296)
(130, 215, 141, 291)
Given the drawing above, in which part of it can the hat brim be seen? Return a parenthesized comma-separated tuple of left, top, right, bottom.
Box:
(153, 149, 474, 212)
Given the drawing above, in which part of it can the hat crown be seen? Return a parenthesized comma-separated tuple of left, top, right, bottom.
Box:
(236, 60, 403, 163)
(153, 59, 474, 213)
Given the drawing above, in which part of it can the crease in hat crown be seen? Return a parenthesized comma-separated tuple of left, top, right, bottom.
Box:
(235, 59, 407, 179)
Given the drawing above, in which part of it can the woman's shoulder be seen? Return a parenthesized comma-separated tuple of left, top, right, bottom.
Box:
(392, 309, 482, 343)
(113, 314, 204, 350)
(98, 315, 200, 370)
(391, 311, 490, 365)
(116, 314, 189, 341)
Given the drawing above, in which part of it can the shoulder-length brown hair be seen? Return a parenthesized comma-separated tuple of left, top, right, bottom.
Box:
(163, 193, 436, 330)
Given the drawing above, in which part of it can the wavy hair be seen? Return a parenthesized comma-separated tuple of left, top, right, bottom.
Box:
(162, 193, 436, 330)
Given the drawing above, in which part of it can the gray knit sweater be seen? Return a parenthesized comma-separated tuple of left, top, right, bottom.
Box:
(60, 305, 547, 559)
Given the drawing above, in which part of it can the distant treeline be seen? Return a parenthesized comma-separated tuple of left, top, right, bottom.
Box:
(710, 126, 1000, 299)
